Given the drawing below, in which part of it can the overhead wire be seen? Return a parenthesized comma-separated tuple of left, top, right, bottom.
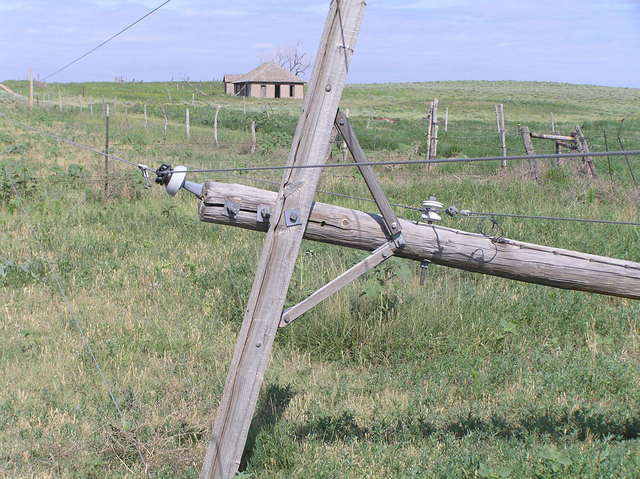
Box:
(43, 0, 172, 81)
(174, 150, 640, 175)
(0, 112, 152, 173)
(3, 112, 640, 229)
(458, 210, 640, 227)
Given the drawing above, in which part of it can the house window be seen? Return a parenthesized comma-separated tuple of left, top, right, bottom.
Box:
(260, 85, 267, 97)
(290, 85, 296, 97)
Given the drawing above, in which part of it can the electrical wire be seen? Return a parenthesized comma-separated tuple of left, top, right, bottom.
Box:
(0, 112, 151, 172)
(43, 0, 172, 81)
(4, 113, 640, 229)
(175, 150, 640, 175)
(460, 210, 640, 227)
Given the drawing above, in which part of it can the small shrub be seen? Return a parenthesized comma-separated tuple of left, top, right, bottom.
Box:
(0, 161, 37, 204)
(0, 258, 48, 287)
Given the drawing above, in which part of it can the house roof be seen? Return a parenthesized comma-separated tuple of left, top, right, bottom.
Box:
(223, 74, 242, 83)
(232, 63, 305, 84)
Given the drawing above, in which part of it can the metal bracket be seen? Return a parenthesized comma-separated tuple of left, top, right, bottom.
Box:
(280, 241, 396, 328)
(334, 108, 404, 248)
(257, 205, 272, 223)
(224, 200, 241, 218)
(284, 208, 302, 227)
(278, 110, 412, 327)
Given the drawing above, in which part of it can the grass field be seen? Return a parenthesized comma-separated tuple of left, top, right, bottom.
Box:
(1, 80, 640, 478)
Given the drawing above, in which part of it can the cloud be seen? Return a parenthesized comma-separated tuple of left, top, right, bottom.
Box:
(0, 1, 30, 12)
(254, 42, 275, 49)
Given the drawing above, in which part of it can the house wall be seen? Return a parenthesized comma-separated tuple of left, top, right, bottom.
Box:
(232, 82, 305, 99)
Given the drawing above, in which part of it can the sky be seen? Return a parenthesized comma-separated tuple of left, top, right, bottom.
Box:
(1, 0, 639, 87)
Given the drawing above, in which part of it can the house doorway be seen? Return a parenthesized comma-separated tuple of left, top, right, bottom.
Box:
(275, 85, 281, 98)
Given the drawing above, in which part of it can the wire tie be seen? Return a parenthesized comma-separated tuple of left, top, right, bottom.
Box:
(137, 164, 151, 188)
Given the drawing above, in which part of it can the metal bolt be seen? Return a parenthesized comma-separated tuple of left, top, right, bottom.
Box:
(256, 342, 262, 348)
(289, 211, 298, 222)
(391, 222, 398, 230)
(339, 119, 345, 126)
(325, 84, 332, 92)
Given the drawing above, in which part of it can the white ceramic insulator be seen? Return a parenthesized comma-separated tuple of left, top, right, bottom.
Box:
(422, 200, 443, 210)
(166, 165, 187, 196)
(421, 211, 442, 222)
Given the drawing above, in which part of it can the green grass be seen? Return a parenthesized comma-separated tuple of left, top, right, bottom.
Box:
(1, 80, 639, 478)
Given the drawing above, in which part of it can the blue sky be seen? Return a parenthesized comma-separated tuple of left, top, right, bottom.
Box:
(1, 0, 639, 87)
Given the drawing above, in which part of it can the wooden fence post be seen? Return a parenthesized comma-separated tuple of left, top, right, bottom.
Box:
(444, 107, 448, 133)
(58, 90, 63, 111)
(124, 105, 130, 131)
(186, 108, 191, 140)
(104, 104, 110, 198)
(144, 104, 148, 129)
(341, 108, 350, 161)
(214, 104, 220, 146)
(250, 120, 257, 154)
(519, 126, 540, 180)
(550, 112, 556, 133)
(425, 101, 433, 161)
(199, 2, 366, 477)
(496, 104, 507, 167)
(163, 108, 168, 141)
(574, 126, 597, 178)
(429, 98, 439, 161)
(28, 69, 33, 110)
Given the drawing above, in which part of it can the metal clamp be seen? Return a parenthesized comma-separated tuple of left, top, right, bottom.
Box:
(137, 164, 151, 188)
(257, 205, 272, 223)
(224, 200, 241, 218)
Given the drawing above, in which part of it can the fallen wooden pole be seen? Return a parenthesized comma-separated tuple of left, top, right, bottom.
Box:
(200, 181, 640, 300)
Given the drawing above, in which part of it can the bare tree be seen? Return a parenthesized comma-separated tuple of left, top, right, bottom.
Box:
(271, 44, 311, 78)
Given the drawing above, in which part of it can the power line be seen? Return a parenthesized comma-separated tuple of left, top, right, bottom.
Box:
(176, 150, 640, 175)
(1, 112, 151, 172)
(459, 210, 640, 227)
(43, 0, 172, 81)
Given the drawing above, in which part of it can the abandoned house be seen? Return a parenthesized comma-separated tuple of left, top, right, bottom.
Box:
(224, 63, 305, 99)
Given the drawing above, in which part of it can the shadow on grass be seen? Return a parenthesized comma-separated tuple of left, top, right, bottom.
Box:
(240, 384, 296, 471)
(295, 407, 640, 444)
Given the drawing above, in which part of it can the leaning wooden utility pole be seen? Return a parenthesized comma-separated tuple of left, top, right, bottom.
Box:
(200, 2, 367, 478)
(199, 181, 640, 300)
